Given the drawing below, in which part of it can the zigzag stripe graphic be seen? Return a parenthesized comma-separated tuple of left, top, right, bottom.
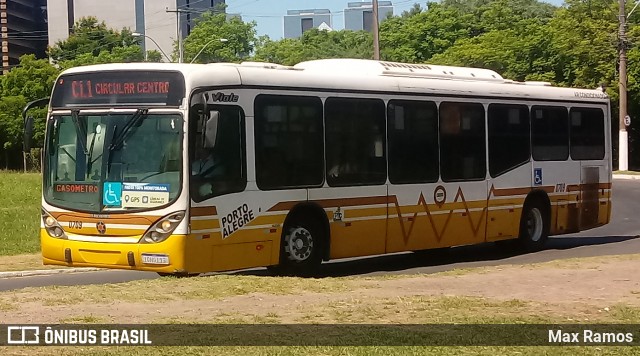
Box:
(391, 187, 488, 245)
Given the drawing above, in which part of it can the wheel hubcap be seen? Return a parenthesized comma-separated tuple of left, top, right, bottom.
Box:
(285, 227, 313, 261)
(527, 208, 544, 242)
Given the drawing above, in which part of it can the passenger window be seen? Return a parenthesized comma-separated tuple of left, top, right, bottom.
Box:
(254, 95, 324, 190)
(488, 104, 530, 177)
(531, 106, 569, 161)
(387, 100, 439, 184)
(325, 97, 386, 186)
(570, 107, 605, 160)
(439, 102, 486, 181)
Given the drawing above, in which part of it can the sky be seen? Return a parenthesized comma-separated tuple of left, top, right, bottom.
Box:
(225, 0, 566, 40)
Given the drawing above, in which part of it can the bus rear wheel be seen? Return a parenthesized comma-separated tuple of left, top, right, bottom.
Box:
(518, 200, 549, 251)
(271, 219, 323, 276)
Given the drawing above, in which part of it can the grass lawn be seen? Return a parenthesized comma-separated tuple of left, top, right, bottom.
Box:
(2, 256, 640, 355)
(0, 171, 41, 255)
(614, 170, 640, 175)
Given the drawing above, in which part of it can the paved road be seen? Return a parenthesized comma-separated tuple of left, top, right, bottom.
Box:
(1, 179, 639, 291)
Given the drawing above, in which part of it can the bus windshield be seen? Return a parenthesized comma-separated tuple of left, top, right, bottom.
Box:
(44, 112, 183, 213)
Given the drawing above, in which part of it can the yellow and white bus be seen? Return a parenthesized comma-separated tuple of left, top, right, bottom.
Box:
(27, 59, 612, 276)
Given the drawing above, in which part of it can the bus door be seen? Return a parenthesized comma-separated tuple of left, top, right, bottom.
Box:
(311, 96, 388, 260)
(570, 107, 608, 229)
(388, 100, 489, 252)
(485, 104, 532, 242)
(531, 105, 580, 234)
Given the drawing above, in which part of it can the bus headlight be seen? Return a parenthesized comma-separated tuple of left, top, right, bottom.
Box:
(42, 209, 68, 240)
(140, 211, 185, 243)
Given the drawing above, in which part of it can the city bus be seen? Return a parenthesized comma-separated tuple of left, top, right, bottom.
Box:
(25, 59, 612, 276)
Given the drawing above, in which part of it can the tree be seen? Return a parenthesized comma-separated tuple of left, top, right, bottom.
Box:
(545, 0, 618, 88)
(429, 19, 557, 82)
(0, 96, 28, 168)
(0, 55, 58, 169)
(182, 11, 257, 63)
(441, 0, 556, 31)
(1, 55, 59, 99)
(379, 2, 477, 63)
(253, 29, 372, 66)
(253, 37, 306, 65)
(0, 54, 59, 150)
(48, 17, 160, 68)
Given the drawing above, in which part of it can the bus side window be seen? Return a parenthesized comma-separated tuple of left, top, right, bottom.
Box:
(325, 97, 386, 186)
(387, 100, 439, 184)
(531, 106, 569, 161)
(254, 95, 324, 190)
(439, 102, 486, 181)
(488, 104, 530, 177)
(569, 107, 605, 160)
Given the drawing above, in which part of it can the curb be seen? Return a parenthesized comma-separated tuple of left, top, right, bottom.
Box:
(613, 174, 640, 180)
(0, 267, 102, 279)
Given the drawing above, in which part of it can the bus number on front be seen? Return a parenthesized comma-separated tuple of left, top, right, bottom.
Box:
(555, 183, 566, 193)
(68, 221, 83, 229)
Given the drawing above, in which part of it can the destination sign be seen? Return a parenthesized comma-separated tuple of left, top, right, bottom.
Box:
(51, 71, 185, 107)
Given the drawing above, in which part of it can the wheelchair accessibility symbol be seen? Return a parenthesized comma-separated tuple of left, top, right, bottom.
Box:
(103, 182, 122, 206)
(533, 168, 543, 186)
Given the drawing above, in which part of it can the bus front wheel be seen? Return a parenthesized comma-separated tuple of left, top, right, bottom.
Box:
(270, 219, 323, 276)
(518, 199, 549, 251)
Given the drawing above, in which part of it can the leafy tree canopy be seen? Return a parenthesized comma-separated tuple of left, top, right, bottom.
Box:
(48, 17, 161, 68)
(254, 29, 373, 65)
(182, 11, 257, 63)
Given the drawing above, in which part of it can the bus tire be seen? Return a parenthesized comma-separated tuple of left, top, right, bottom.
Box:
(518, 199, 550, 251)
(276, 218, 324, 276)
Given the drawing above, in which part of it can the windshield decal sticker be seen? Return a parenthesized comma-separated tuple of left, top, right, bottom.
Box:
(55, 183, 98, 193)
(103, 182, 122, 207)
(121, 183, 170, 208)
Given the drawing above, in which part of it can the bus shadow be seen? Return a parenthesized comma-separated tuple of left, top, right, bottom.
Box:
(228, 235, 639, 278)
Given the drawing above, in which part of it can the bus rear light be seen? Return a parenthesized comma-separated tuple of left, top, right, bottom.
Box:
(42, 209, 68, 240)
(140, 211, 185, 244)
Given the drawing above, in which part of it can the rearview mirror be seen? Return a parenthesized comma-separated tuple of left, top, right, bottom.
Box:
(23, 116, 34, 153)
(203, 111, 219, 148)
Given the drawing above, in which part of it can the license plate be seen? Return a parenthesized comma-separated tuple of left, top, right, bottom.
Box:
(141, 253, 170, 265)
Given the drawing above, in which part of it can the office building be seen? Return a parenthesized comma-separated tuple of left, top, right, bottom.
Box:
(47, 0, 225, 62)
(344, 1, 393, 32)
(1, 0, 48, 73)
(283, 9, 331, 39)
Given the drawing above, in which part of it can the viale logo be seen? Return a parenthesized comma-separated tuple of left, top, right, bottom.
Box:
(205, 92, 239, 103)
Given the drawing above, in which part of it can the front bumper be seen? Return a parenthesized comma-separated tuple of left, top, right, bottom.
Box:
(41, 229, 189, 274)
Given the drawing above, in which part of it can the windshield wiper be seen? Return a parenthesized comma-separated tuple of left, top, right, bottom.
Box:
(71, 109, 89, 155)
(86, 129, 102, 179)
(106, 109, 149, 178)
(108, 108, 149, 151)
